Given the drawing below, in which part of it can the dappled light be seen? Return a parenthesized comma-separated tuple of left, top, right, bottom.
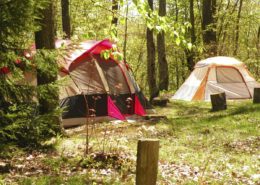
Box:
(1, 0, 259, 184)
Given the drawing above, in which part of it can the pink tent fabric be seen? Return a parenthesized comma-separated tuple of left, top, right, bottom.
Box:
(67, 39, 112, 71)
(107, 96, 126, 120)
(134, 95, 146, 116)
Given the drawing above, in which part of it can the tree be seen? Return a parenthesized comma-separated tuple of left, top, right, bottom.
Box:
(202, 0, 217, 56)
(233, 0, 243, 55)
(123, 2, 129, 61)
(35, 1, 58, 114)
(147, 0, 158, 100)
(35, 2, 55, 49)
(157, 0, 169, 91)
(112, 0, 119, 26)
(0, 0, 60, 147)
(185, 0, 196, 71)
(61, 0, 71, 38)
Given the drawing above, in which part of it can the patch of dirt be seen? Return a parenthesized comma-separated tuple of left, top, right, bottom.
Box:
(0, 150, 135, 184)
(224, 136, 260, 153)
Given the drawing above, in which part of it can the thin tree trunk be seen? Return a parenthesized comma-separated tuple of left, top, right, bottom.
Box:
(190, 0, 196, 45)
(233, 0, 243, 55)
(175, 0, 179, 88)
(257, 26, 260, 55)
(196, 0, 202, 25)
(256, 26, 260, 76)
(202, 0, 217, 56)
(147, 0, 158, 101)
(111, 0, 119, 37)
(186, 0, 196, 71)
(175, 0, 178, 22)
(220, 0, 239, 55)
(217, 0, 230, 42)
(123, 2, 129, 61)
(112, 0, 119, 26)
(176, 60, 179, 88)
(61, 0, 71, 39)
(157, 0, 169, 91)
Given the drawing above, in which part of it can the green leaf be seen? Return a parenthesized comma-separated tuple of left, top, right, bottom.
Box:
(187, 43, 192, 51)
(176, 37, 181, 46)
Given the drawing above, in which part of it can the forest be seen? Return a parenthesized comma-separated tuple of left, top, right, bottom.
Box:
(0, 0, 260, 184)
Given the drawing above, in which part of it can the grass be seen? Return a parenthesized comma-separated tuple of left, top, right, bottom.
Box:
(1, 100, 259, 184)
(155, 100, 260, 184)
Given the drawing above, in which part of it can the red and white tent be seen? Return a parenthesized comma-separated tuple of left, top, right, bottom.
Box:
(0, 39, 148, 127)
(57, 39, 148, 127)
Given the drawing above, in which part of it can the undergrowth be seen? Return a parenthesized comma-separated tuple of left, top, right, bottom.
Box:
(1, 100, 259, 184)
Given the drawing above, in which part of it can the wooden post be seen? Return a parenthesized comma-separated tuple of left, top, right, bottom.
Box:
(210, 92, 227, 111)
(151, 97, 168, 107)
(136, 139, 159, 185)
(253, 88, 260, 103)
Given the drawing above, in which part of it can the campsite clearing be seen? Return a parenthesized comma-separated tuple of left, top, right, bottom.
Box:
(1, 100, 259, 184)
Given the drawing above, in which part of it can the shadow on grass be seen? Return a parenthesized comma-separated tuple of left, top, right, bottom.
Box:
(166, 100, 260, 130)
(169, 100, 210, 117)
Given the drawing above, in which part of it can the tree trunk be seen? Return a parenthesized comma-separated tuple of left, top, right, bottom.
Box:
(202, 0, 217, 56)
(157, 0, 169, 91)
(257, 26, 260, 48)
(233, 0, 243, 55)
(257, 26, 260, 76)
(123, 2, 129, 61)
(253, 88, 260, 104)
(147, 0, 158, 101)
(185, 0, 196, 71)
(35, 1, 57, 114)
(112, 0, 119, 26)
(61, 0, 71, 39)
(111, 0, 119, 37)
(210, 92, 227, 111)
(35, 3, 55, 49)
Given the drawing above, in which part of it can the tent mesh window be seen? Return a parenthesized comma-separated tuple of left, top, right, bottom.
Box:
(216, 67, 244, 83)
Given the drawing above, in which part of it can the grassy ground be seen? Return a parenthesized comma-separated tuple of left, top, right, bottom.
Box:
(0, 100, 259, 184)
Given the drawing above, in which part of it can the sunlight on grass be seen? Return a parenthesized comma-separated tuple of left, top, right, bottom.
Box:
(12, 100, 260, 184)
(155, 100, 260, 184)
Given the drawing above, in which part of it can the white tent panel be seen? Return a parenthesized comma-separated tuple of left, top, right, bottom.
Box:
(207, 67, 216, 82)
(246, 81, 260, 97)
(205, 82, 251, 100)
(173, 67, 208, 100)
(238, 67, 257, 82)
(216, 67, 244, 83)
(195, 56, 243, 68)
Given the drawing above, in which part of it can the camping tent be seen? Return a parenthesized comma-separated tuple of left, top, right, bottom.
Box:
(172, 56, 260, 101)
(57, 39, 148, 127)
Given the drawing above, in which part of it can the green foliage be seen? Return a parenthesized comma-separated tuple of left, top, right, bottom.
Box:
(0, 103, 60, 147)
(0, 0, 61, 148)
(133, 0, 192, 49)
(100, 42, 124, 62)
(0, 0, 49, 50)
(0, 50, 61, 147)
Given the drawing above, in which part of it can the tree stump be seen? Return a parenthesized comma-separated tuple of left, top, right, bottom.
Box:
(210, 92, 227, 111)
(151, 97, 168, 107)
(253, 88, 260, 103)
(136, 139, 159, 185)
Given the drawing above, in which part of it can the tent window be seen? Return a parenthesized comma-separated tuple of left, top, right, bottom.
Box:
(97, 59, 130, 94)
(216, 67, 244, 83)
